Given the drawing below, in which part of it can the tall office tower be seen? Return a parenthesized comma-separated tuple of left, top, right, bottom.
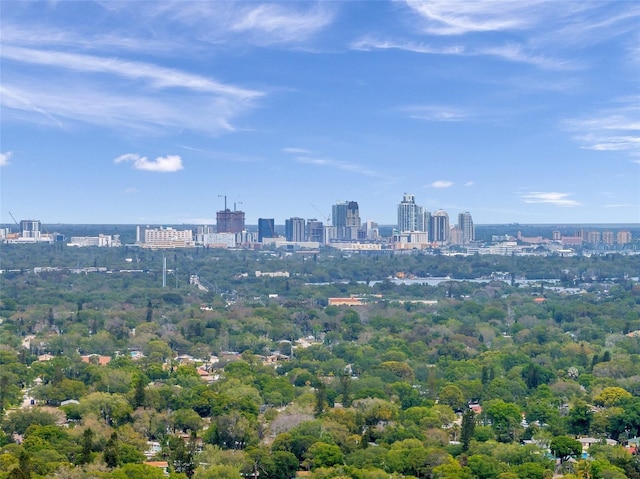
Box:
(216, 209, 245, 233)
(306, 219, 324, 243)
(258, 218, 276, 242)
(332, 201, 360, 240)
(458, 211, 475, 244)
(285, 217, 305, 242)
(430, 210, 450, 244)
(20, 220, 41, 239)
(397, 193, 427, 233)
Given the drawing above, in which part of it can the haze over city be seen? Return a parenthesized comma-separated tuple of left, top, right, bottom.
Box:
(1, 1, 639, 225)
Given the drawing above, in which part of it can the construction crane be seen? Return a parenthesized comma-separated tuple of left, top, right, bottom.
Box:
(310, 203, 331, 225)
(8, 211, 19, 227)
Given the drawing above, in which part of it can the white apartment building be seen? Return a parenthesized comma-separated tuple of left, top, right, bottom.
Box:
(139, 226, 194, 248)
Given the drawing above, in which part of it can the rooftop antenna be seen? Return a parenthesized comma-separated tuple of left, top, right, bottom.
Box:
(218, 194, 228, 211)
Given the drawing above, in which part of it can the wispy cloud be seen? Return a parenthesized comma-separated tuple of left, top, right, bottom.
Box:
(283, 148, 388, 178)
(465, 181, 474, 187)
(521, 192, 581, 207)
(563, 103, 640, 156)
(123, 187, 138, 194)
(404, 0, 547, 36)
(350, 37, 463, 55)
(350, 37, 573, 70)
(0, 151, 12, 167)
(0, 44, 263, 134)
(114, 154, 184, 173)
(230, 3, 335, 45)
(2, 46, 261, 99)
(397, 1, 637, 71)
(282, 147, 312, 154)
(401, 105, 469, 122)
(296, 156, 387, 178)
(137, 1, 335, 47)
(428, 180, 454, 188)
(478, 44, 578, 70)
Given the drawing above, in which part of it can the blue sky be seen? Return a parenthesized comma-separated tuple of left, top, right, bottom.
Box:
(1, 1, 639, 225)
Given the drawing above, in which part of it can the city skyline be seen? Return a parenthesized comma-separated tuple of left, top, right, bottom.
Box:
(1, 2, 639, 225)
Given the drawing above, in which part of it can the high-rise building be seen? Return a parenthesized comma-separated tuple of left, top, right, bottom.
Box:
(258, 218, 276, 242)
(586, 231, 600, 245)
(397, 193, 426, 233)
(617, 231, 632, 245)
(430, 210, 450, 244)
(458, 212, 475, 244)
(332, 201, 360, 240)
(217, 209, 245, 233)
(601, 231, 615, 245)
(20, 220, 41, 239)
(285, 217, 305, 242)
(306, 219, 324, 243)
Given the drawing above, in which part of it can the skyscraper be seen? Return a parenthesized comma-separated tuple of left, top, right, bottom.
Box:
(285, 217, 305, 242)
(306, 219, 324, 243)
(458, 212, 475, 244)
(430, 210, 450, 244)
(20, 220, 41, 239)
(397, 193, 426, 233)
(332, 201, 360, 240)
(217, 209, 245, 233)
(258, 218, 276, 242)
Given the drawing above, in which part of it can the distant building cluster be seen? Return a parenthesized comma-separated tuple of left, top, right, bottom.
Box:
(2, 195, 635, 256)
(1, 220, 55, 244)
(68, 234, 121, 247)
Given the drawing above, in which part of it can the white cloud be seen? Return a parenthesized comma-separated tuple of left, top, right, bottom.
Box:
(521, 192, 581, 207)
(465, 181, 474, 187)
(428, 180, 454, 188)
(283, 147, 312, 154)
(0, 151, 12, 166)
(283, 147, 388, 177)
(123, 187, 138, 194)
(402, 105, 469, 122)
(231, 3, 334, 44)
(563, 103, 640, 156)
(350, 37, 573, 70)
(478, 44, 578, 70)
(404, 0, 546, 36)
(114, 154, 184, 173)
(295, 156, 388, 178)
(0, 44, 263, 134)
(1, 46, 261, 100)
(350, 37, 464, 55)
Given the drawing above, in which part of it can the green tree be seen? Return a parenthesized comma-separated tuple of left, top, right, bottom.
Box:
(306, 442, 344, 469)
(550, 435, 582, 464)
(104, 432, 119, 468)
(438, 384, 466, 411)
(460, 409, 475, 452)
(484, 399, 522, 443)
(78, 427, 94, 465)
